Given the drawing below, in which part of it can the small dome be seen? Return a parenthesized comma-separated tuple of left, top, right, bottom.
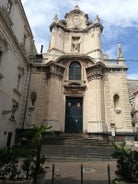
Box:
(74, 5, 80, 10)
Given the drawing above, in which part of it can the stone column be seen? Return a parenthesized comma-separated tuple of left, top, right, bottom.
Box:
(94, 28, 102, 59)
(86, 64, 105, 132)
(45, 63, 65, 131)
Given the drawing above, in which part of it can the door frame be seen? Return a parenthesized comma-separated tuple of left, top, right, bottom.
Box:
(65, 96, 83, 133)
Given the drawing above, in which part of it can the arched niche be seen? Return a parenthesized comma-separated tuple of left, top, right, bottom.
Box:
(113, 94, 121, 114)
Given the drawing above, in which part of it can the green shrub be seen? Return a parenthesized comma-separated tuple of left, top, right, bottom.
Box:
(0, 148, 35, 180)
(112, 142, 138, 183)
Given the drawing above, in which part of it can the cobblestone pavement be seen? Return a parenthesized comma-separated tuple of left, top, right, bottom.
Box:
(45, 160, 117, 184)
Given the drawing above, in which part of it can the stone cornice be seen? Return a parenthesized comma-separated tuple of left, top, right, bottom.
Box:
(55, 55, 95, 65)
(50, 21, 103, 33)
(87, 49, 102, 55)
(45, 63, 65, 80)
(16, 0, 34, 38)
(105, 67, 128, 72)
(0, 7, 13, 27)
(64, 8, 87, 19)
(0, 7, 29, 64)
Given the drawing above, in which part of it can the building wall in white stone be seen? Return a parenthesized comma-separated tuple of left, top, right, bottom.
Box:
(0, 0, 37, 147)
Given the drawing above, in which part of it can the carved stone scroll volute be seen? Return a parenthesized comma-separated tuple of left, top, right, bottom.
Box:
(46, 63, 65, 80)
(86, 65, 104, 81)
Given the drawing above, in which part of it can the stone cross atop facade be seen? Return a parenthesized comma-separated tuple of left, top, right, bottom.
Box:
(74, 0, 80, 9)
(74, 0, 80, 5)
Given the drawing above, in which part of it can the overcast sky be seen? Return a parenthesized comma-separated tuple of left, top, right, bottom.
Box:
(21, 0, 138, 80)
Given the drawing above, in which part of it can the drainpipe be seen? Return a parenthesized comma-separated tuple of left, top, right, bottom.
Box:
(22, 62, 33, 130)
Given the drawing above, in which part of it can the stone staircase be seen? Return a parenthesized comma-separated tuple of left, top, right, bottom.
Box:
(41, 133, 115, 161)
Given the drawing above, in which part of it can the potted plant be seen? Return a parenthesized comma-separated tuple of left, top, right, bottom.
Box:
(23, 124, 52, 184)
(0, 148, 34, 184)
(0, 148, 20, 183)
(0, 148, 9, 183)
(112, 142, 138, 184)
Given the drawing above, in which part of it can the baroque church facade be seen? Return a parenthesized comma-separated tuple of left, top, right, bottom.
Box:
(25, 5, 135, 142)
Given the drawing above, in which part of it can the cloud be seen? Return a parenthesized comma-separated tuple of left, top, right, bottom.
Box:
(104, 46, 117, 59)
(127, 73, 138, 80)
(22, 0, 138, 50)
(21, 0, 138, 79)
(80, 0, 138, 27)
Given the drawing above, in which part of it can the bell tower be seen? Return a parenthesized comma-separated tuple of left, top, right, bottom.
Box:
(47, 5, 103, 62)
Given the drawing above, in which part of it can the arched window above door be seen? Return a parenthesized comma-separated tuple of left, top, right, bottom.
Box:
(69, 62, 81, 80)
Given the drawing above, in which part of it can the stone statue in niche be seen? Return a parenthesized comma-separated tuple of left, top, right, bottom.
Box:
(71, 37, 81, 52)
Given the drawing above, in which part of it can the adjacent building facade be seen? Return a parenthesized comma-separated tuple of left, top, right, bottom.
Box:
(0, 0, 36, 147)
(128, 80, 138, 133)
(26, 5, 135, 142)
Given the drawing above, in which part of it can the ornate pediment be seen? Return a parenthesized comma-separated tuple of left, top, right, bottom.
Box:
(50, 5, 103, 33)
(64, 5, 91, 31)
(63, 80, 86, 95)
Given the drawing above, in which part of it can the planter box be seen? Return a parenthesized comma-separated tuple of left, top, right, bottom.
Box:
(134, 141, 138, 147)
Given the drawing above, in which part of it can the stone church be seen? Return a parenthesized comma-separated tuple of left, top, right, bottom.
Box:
(26, 5, 134, 141)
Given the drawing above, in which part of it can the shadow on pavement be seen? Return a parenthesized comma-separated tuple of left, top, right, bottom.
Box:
(46, 177, 109, 184)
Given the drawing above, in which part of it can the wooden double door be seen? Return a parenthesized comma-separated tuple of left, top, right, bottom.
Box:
(65, 97, 83, 133)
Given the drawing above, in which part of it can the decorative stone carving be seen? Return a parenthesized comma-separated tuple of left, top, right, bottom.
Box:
(0, 36, 8, 51)
(72, 14, 82, 27)
(64, 87, 85, 95)
(46, 63, 65, 79)
(86, 65, 104, 81)
(64, 80, 86, 89)
(63, 80, 86, 95)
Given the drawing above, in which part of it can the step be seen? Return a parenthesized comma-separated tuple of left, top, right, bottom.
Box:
(41, 145, 114, 161)
(42, 133, 109, 146)
(41, 133, 114, 161)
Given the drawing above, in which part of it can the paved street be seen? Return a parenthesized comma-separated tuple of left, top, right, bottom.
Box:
(45, 160, 116, 184)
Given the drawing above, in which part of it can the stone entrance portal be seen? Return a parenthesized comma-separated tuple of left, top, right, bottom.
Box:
(65, 97, 83, 133)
